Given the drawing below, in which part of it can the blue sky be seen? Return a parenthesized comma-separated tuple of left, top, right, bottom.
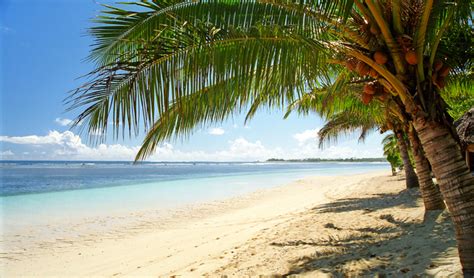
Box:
(0, 0, 385, 161)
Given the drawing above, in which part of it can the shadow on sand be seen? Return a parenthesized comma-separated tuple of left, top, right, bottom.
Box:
(274, 189, 458, 276)
(315, 190, 419, 214)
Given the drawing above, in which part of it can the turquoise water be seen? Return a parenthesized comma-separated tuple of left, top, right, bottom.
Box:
(0, 161, 388, 229)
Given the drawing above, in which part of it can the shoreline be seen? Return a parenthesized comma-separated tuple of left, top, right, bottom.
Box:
(2, 170, 460, 276)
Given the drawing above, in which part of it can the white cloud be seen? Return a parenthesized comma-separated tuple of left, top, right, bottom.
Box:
(0, 131, 282, 161)
(55, 118, 73, 126)
(0, 130, 383, 161)
(0, 131, 140, 161)
(223, 137, 283, 160)
(0, 131, 76, 145)
(208, 127, 225, 136)
(0, 150, 14, 157)
(289, 128, 383, 159)
(148, 137, 284, 162)
(293, 129, 319, 146)
(297, 145, 381, 159)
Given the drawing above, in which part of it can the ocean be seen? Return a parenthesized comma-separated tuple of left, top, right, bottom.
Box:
(0, 161, 388, 235)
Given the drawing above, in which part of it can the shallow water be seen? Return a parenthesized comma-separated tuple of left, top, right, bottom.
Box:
(0, 161, 388, 230)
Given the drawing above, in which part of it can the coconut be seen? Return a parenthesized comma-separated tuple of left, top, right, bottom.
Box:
(370, 25, 379, 35)
(431, 72, 438, 84)
(364, 83, 376, 95)
(361, 93, 373, 105)
(405, 50, 418, 65)
(439, 66, 451, 77)
(373, 51, 388, 65)
(433, 60, 443, 72)
(376, 92, 389, 102)
(346, 58, 357, 71)
(356, 61, 370, 76)
(368, 68, 378, 78)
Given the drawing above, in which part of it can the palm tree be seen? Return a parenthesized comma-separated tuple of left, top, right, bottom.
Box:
(69, 1, 473, 273)
(318, 111, 422, 184)
(308, 98, 420, 189)
(382, 134, 402, 176)
(304, 94, 446, 210)
(406, 125, 446, 210)
(392, 129, 419, 188)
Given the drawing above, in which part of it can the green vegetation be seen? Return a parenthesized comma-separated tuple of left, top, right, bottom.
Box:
(442, 72, 474, 120)
(382, 134, 402, 176)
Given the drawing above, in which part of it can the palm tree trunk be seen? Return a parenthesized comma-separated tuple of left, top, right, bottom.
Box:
(395, 130, 419, 189)
(391, 165, 397, 176)
(413, 118, 474, 274)
(408, 128, 445, 210)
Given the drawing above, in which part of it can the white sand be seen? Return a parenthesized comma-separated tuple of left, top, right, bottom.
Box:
(1, 171, 461, 276)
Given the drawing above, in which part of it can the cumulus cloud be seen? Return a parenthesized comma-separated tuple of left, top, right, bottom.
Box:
(0, 131, 137, 160)
(0, 150, 14, 157)
(0, 131, 76, 145)
(55, 118, 73, 126)
(208, 127, 225, 136)
(222, 138, 283, 160)
(290, 128, 383, 159)
(0, 129, 382, 161)
(293, 129, 319, 146)
(295, 144, 382, 159)
(0, 131, 280, 161)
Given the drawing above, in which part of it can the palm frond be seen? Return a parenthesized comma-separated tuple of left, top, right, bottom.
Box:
(441, 71, 474, 120)
(68, 23, 332, 142)
(317, 105, 382, 149)
(88, 0, 342, 66)
(70, 0, 472, 160)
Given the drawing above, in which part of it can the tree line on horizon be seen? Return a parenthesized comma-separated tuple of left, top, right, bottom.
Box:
(266, 157, 387, 162)
(68, 0, 474, 274)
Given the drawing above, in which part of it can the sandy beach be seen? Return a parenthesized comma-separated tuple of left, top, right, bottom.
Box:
(1, 171, 461, 276)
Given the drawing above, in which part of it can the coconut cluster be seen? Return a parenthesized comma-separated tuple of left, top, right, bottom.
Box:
(396, 35, 418, 65)
(344, 33, 452, 105)
(362, 81, 389, 104)
(345, 53, 390, 105)
(397, 35, 452, 84)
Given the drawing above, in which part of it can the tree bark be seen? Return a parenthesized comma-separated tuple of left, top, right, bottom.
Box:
(408, 128, 445, 210)
(395, 131, 420, 189)
(413, 118, 474, 274)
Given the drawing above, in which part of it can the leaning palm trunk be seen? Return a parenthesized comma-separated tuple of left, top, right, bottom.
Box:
(408, 129, 445, 210)
(395, 131, 419, 189)
(413, 118, 474, 273)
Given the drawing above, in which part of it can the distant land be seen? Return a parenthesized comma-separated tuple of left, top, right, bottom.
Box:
(266, 158, 387, 163)
(1, 159, 388, 164)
